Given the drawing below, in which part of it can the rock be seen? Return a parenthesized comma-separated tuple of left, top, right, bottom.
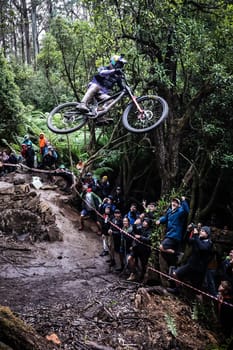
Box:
(13, 176, 26, 185)
(0, 182, 14, 195)
(0, 175, 63, 242)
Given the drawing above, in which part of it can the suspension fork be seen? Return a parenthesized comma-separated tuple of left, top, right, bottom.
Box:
(126, 87, 144, 113)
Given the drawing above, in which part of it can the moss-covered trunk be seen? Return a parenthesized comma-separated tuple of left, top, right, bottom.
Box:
(0, 306, 54, 350)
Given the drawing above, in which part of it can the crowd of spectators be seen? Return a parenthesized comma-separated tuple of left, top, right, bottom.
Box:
(0, 133, 59, 176)
(78, 171, 233, 338)
(1, 140, 233, 338)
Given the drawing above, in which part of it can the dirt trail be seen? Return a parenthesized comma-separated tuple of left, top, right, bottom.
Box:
(0, 189, 115, 307)
(0, 188, 220, 350)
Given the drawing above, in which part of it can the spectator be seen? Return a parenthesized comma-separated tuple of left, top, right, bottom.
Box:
(97, 175, 111, 199)
(125, 203, 140, 225)
(76, 160, 85, 175)
(168, 226, 213, 295)
(0, 150, 10, 175)
(127, 217, 152, 282)
(112, 186, 124, 213)
(38, 132, 47, 156)
(23, 134, 33, 147)
(99, 196, 116, 215)
(133, 212, 146, 234)
(7, 152, 18, 173)
(0, 151, 8, 175)
(142, 200, 157, 221)
(217, 280, 233, 338)
(156, 197, 189, 278)
(1, 150, 9, 163)
(221, 249, 233, 288)
(222, 225, 230, 237)
(41, 145, 58, 169)
(54, 165, 74, 193)
(108, 209, 123, 270)
(98, 205, 112, 257)
(119, 217, 134, 272)
(21, 144, 28, 161)
(24, 144, 35, 168)
(78, 187, 102, 233)
(82, 172, 96, 191)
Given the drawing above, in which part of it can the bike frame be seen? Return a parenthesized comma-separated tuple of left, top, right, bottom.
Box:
(88, 74, 144, 119)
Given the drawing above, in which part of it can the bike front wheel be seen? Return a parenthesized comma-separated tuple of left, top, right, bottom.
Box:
(122, 95, 169, 133)
(47, 102, 88, 134)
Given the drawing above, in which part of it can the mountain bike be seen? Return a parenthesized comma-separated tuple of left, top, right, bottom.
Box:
(47, 70, 169, 134)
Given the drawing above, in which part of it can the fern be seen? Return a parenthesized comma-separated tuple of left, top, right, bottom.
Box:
(164, 313, 177, 337)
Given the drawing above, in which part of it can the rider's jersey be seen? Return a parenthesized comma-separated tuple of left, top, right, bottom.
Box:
(91, 65, 124, 93)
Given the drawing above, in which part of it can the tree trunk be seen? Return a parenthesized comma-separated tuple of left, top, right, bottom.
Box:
(31, 0, 39, 66)
(21, 0, 31, 64)
(0, 306, 54, 350)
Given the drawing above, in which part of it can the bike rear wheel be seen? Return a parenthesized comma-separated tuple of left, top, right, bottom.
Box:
(122, 95, 169, 133)
(47, 102, 88, 134)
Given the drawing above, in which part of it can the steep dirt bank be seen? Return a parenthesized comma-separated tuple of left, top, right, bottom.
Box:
(0, 176, 221, 349)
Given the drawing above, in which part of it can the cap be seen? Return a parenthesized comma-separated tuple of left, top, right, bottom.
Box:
(201, 226, 211, 237)
(114, 209, 121, 214)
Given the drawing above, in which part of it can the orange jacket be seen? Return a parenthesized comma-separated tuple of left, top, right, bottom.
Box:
(39, 135, 46, 149)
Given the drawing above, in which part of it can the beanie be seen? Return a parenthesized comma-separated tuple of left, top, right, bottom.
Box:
(201, 226, 211, 237)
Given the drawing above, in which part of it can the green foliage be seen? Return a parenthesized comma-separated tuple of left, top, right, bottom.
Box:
(191, 300, 216, 329)
(164, 313, 177, 337)
(0, 52, 24, 141)
(14, 64, 70, 111)
(1, 0, 233, 226)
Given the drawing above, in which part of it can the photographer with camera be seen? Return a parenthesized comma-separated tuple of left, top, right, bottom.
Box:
(168, 226, 213, 295)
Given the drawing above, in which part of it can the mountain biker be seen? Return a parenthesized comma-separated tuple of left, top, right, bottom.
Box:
(77, 54, 127, 120)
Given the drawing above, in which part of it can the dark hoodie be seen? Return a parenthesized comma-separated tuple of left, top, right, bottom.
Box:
(187, 226, 213, 272)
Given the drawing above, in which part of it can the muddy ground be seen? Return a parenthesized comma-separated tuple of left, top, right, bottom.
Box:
(0, 182, 223, 349)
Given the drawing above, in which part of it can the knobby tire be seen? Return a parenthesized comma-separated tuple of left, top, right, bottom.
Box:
(47, 102, 88, 134)
(122, 95, 169, 133)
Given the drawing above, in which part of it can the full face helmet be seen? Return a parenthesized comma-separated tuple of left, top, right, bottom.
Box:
(110, 54, 127, 69)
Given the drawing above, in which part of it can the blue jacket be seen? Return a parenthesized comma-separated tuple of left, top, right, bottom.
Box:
(159, 200, 189, 241)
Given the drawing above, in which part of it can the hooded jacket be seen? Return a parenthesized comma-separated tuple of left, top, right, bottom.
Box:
(187, 234, 213, 272)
